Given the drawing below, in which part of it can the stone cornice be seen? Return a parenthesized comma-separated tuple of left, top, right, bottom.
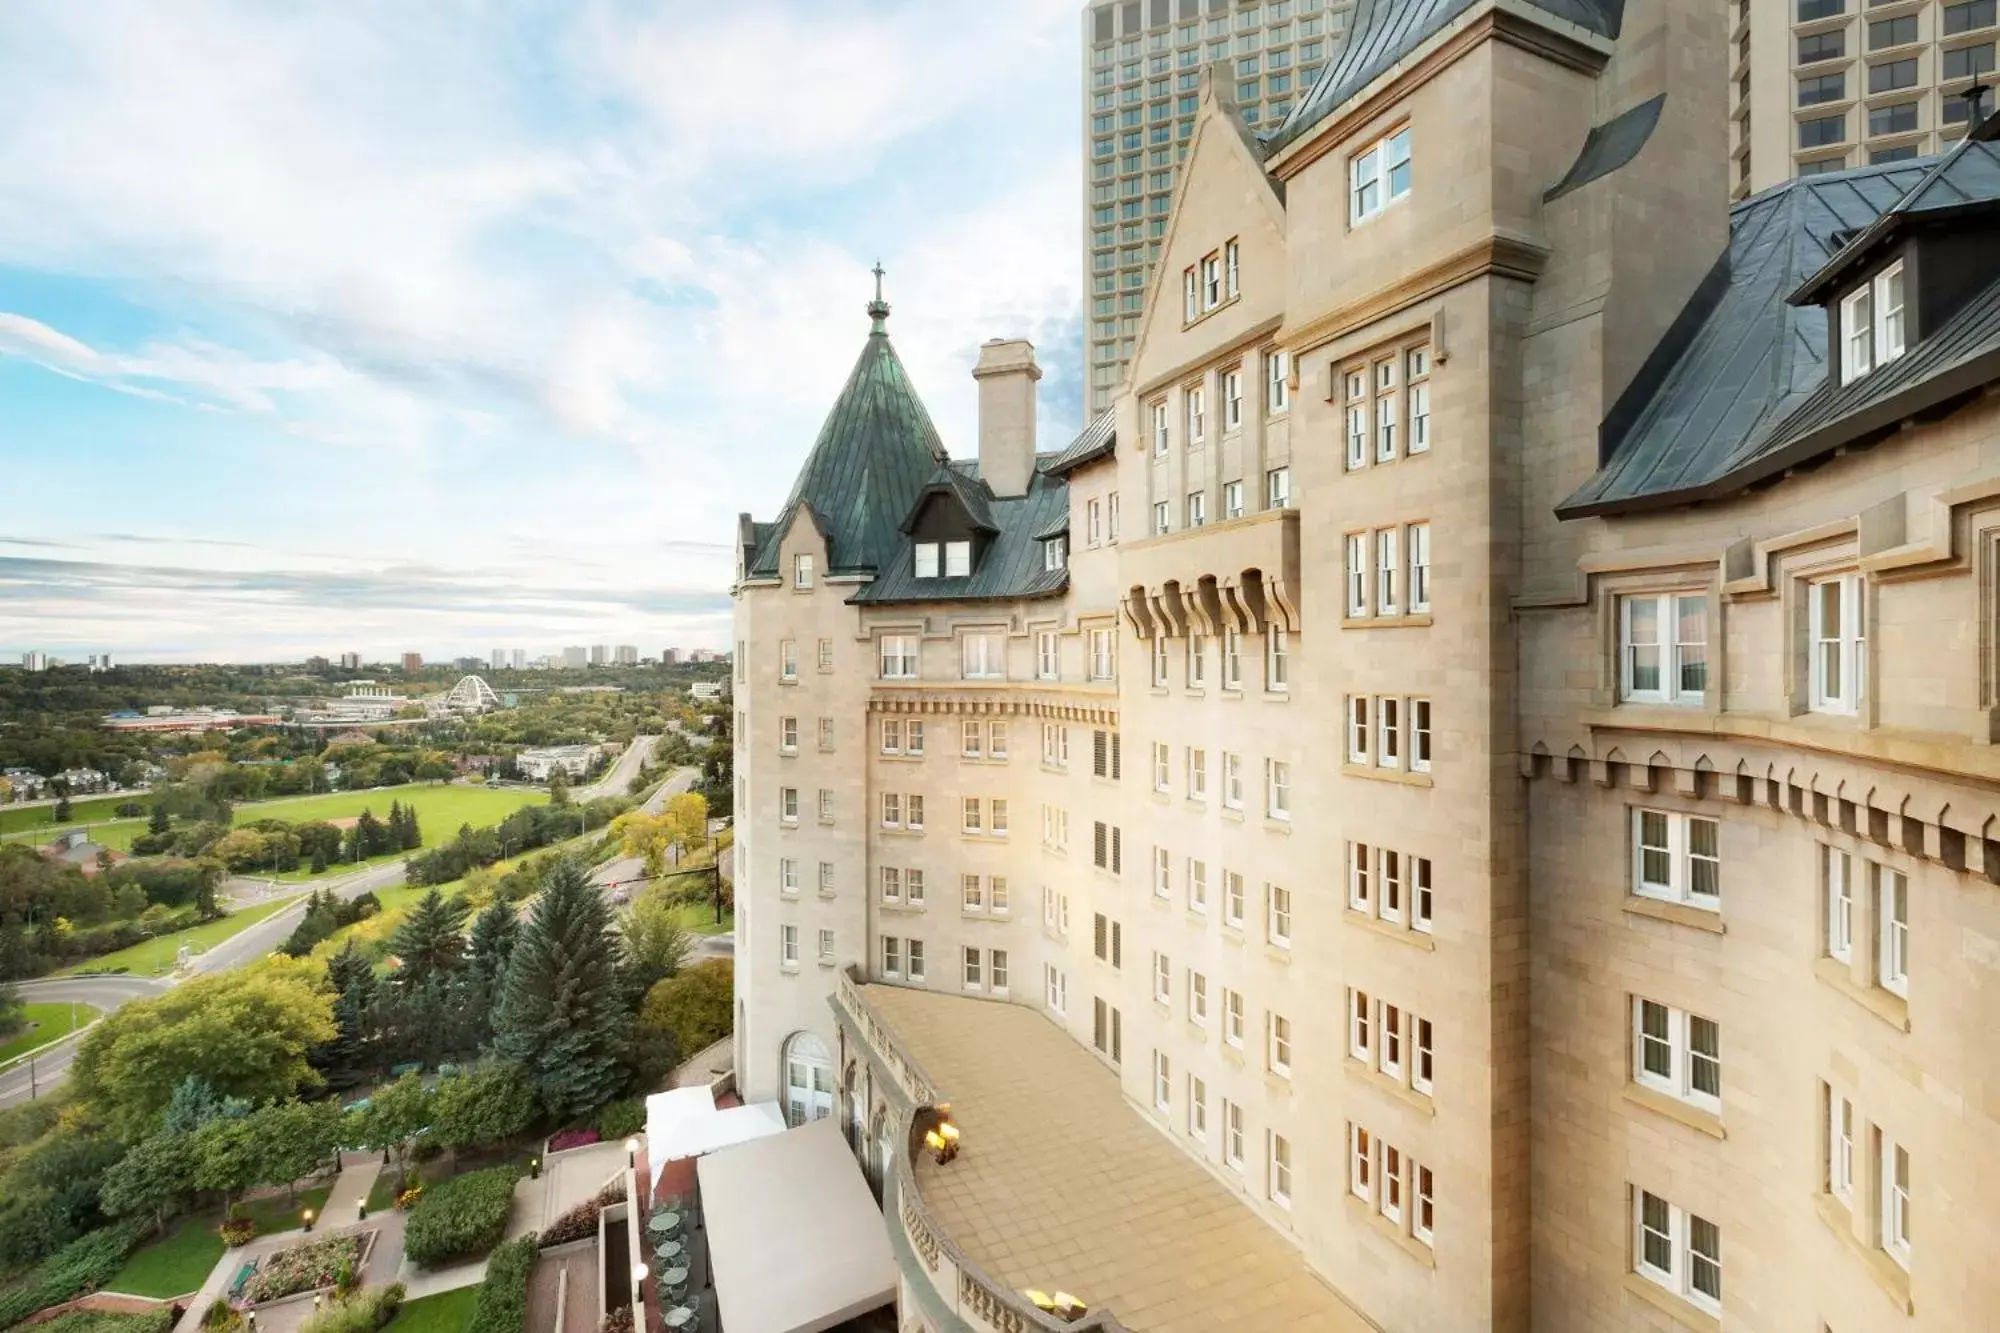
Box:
(1131, 313, 1286, 406)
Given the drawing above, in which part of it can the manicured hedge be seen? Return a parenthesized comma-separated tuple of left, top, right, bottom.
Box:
(0, 1220, 148, 1331)
(401, 1168, 520, 1269)
(297, 1283, 405, 1333)
(468, 1233, 536, 1333)
(28, 1312, 173, 1333)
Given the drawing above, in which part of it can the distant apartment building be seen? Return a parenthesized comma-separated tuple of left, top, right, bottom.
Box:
(510, 648, 527, 670)
(86, 653, 113, 672)
(20, 652, 47, 671)
(734, 2, 2000, 1329)
(401, 652, 423, 673)
(339, 651, 363, 670)
(491, 648, 507, 670)
(1080, 0, 1354, 419)
(562, 645, 588, 670)
(663, 648, 681, 665)
(590, 644, 610, 666)
(515, 744, 599, 781)
(615, 644, 639, 665)
(1731, 0, 1999, 198)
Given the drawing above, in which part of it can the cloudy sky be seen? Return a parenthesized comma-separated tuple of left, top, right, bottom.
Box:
(0, 0, 1086, 664)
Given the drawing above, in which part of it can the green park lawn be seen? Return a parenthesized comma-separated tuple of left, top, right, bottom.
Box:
(663, 901, 733, 937)
(384, 1286, 478, 1333)
(53, 897, 302, 978)
(0, 1002, 101, 1063)
(0, 794, 145, 836)
(106, 1186, 334, 1299)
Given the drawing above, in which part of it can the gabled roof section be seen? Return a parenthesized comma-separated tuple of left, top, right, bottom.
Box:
(1544, 94, 1665, 202)
(851, 460, 1069, 605)
(1044, 409, 1116, 476)
(748, 295, 950, 578)
(899, 463, 998, 535)
(1263, 0, 1623, 159)
(1559, 161, 1939, 518)
(1791, 139, 2000, 305)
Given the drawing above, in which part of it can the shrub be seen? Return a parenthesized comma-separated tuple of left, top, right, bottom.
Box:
(393, 1186, 423, 1212)
(598, 1308, 633, 1333)
(469, 1234, 536, 1333)
(218, 1218, 257, 1247)
(201, 1302, 243, 1332)
(594, 1178, 626, 1207)
(545, 1128, 597, 1154)
(0, 1219, 147, 1330)
(243, 1234, 362, 1304)
(594, 1099, 644, 1141)
(32, 1312, 174, 1333)
(296, 1283, 405, 1333)
(537, 1198, 600, 1248)
(401, 1167, 520, 1269)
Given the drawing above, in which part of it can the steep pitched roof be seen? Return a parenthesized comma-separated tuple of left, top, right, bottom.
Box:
(1044, 409, 1117, 476)
(1792, 139, 2000, 304)
(900, 464, 997, 535)
(1558, 161, 1936, 517)
(1262, 0, 1622, 159)
(850, 460, 1069, 605)
(749, 303, 950, 578)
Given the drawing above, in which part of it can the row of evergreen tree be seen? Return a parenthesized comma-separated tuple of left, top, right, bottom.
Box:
(344, 801, 422, 861)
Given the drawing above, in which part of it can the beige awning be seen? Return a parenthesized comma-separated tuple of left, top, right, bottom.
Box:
(694, 1118, 897, 1333)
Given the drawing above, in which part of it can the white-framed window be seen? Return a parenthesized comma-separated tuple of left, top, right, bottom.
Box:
(818, 861, 834, 896)
(1374, 356, 1399, 462)
(907, 868, 925, 905)
(1188, 1074, 1207, 1138)
(1150, 634, 1169, 688)
(817, 927, 834, 961)
(779, 716, 798, 753)
(1827, 1086, 1855, 1204)
(1187, 747, 1208, 799)
(879, 719, 903, 755)
(880, 634, 919, 680)
(1348, 1124, 1373, 1202)
(1225, 239, 1240, 299)
(1380, 1141, 1403, 1225)
(1224, 1100, 1245, 1169)
(793, 553, 814, 589)
(1189, 970, 1209, 1025)
(1840, 258, 1906, 383)
(1152, 850, 1169, 904)
(1108, 491, 1119, 541)
(907, 722, 925, 756)
(817, 788, 833, 821)
(817, 717, 834, 750)
(780, 639, 798, 680)
(1633, 1189, 1722, 1316)
(908, 938, 925, 980)
(881, 866, 902, 904)
(914, 542, 940, 578)
(1043, 536, 1067, 572)
(1187, 384, 1207, 444)
(1413, 1017, 1434, 1096)
(1182, 268, 1199, 323)
(1411, 699, 1432, 772)
(1151, 399, 1170, 456)
(780, 786, 799, 823)
(1881, 1134, 1911, 1269)
(1267, 1012, 1292, 1077)
(1153, 1049, 1172, 1112)
(1348, 843, 1372, 913)
(944, 540, 972, 577)
(1414, 855, 1433, 932)
(1414, 1163, 1435, 1247)
(1407, 523, 1431, 613)
(1153, 951, 1171, 1003)
(1265, 759, 1290, 820)
(1381, 1002, 1403, 1080)
(1200, 253, 1221, 311)
(990, 877, 1009, 915)
(779, 858, 799, 896)
(1268, 1132, 1293, 1208)
(1187, 632, 1207, 687)
(990, 948, 1009, 993)
(1086, 499, 1102, 547)
(962, 946, 982, 990)
(1223, 368, 1243, 430)
(1090, 628, 1116, 680)
(1266, 884, 1291, 947)
(961, 797, 982, 835)
(961, 633, 1004, 681)
(1187, 492, 1206, 528)
(906, 793, 924, 829)
(1187, 857, 1209, 912)
(1345, 533, 1368, 617)
(881, 935, 900, 977)
(1620, 592, 1708, 704)
(1265, 631, 1289, 691)
(1267, 348, 1290, 414)
(1036, 630, 1060, 680)
(1044, 963, 1066, 1013)
(1347, 696, 1369, 763)
(1632, 809, 1721, 910)
(1225, 871, 1246, 928)
(1380, 848, 1403, 924)
(1632, 998, 1721, 1114)
(1265, 466, 1290, 509)
(1348, 988, 1372, 1063)
(990, 723, 1008, 761)
(1375, 526, 1400, 614)
(1825, 845, 1854, 962)
(961, 873, 985, 913)
(1153, 500, 1170, 535)
(1378, 697, 1399, 769)
(1222, 629, 1243, 688)
(1223, 480, 1244, 519)
(1344, 369, 1369, 470)
(780, 923, 799, 967)
(1223, 752, 1243, 809)
(1151, 741, 1171, 793)
(1224, 988, 1245, 1047)
(1350, 124, 1412, 223)
(1809, 573, 1867, 713)
(1407, 345, 1431, 453)
(1877, 865, 1909, 997)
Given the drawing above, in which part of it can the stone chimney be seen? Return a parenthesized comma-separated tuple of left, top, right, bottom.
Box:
(972, 338, 1040, 499)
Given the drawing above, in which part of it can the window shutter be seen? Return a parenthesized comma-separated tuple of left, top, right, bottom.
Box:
(1094, 821, 1109, 868)
(1111, 826, 1123, 874)
(1094, 729, 1108, 777)
(1111, 733, 1122, 779)
(1094, 913, 1108, 960)
(1112, 921, 1123, 968)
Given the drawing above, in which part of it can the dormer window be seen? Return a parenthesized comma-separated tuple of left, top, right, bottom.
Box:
(915, 542, 940, 578)
(1043, 536, 1068, 572)
(945, 540, 972, 577)
(793, 553, 814, 589)
(1840, 259, 1905, 383)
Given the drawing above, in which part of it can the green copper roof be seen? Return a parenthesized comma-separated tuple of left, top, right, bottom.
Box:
(750, 299, 949, 578)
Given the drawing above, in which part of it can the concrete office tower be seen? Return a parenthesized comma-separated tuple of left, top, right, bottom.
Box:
(1080, 0, 1356, 420)
(734, 3, 2000, 1325)
(1731, 0, 1999, 199)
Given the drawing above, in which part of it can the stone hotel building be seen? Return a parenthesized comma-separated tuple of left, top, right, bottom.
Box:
(730, 0, 2000, 1328)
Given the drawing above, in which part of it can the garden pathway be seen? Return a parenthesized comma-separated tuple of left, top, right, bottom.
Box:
(322, 1153, 381, 1225)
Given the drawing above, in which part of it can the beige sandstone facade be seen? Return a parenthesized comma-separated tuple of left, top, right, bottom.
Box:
(732, 1, 2000, 1328)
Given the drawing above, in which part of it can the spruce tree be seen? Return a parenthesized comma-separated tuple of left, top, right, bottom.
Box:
(386, 802, 405, 850)
(148, 804, 170, 836)
(320, 941, 380, 1086)
(491, 858, 630, 1121)
(389, 889, 466, 987)
(402, 805, 423, 850)
(462, 902, 520, 1048)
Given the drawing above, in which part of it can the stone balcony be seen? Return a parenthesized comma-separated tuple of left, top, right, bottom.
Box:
(1115, 506, 1301, 642)
(830, 970, 1372, 1333)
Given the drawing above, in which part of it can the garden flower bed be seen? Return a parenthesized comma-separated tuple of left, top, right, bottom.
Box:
(242, 1234, 364, 1305)
(544, 1128, 599, 1155)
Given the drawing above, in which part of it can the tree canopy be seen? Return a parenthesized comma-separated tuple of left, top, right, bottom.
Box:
(492, 858, 631, 1121)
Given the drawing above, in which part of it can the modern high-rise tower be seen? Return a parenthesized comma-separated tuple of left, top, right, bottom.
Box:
(1079, 0, 1354, 419)
(1729, 0, 1998, 199)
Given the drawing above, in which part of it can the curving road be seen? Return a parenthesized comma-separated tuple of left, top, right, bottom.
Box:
(577, 734, 659, 804)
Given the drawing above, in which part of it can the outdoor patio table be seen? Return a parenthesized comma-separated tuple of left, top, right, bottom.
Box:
(661, 1266, 689, 1291)
(646, 1212, 680, 1235)
(664, 1308, 696, 1329)
(653, 1238, 685, 1262)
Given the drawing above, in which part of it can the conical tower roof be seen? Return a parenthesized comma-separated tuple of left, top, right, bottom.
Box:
(749, 271, 950, 578)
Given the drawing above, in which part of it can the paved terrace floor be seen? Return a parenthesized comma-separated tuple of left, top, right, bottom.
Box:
(860, 986, 1373, 1333)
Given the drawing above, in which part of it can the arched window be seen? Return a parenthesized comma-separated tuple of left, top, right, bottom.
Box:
(782, 1032, 834, 1128)
(870, 1105, 893, 1208)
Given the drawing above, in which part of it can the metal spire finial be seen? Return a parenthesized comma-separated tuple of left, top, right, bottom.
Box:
(867, 260, 890, 332)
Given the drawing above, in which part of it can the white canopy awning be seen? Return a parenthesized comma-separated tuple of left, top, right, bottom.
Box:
(696, 1118, 898, 1333)
(645, 1087, 786, 1183)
